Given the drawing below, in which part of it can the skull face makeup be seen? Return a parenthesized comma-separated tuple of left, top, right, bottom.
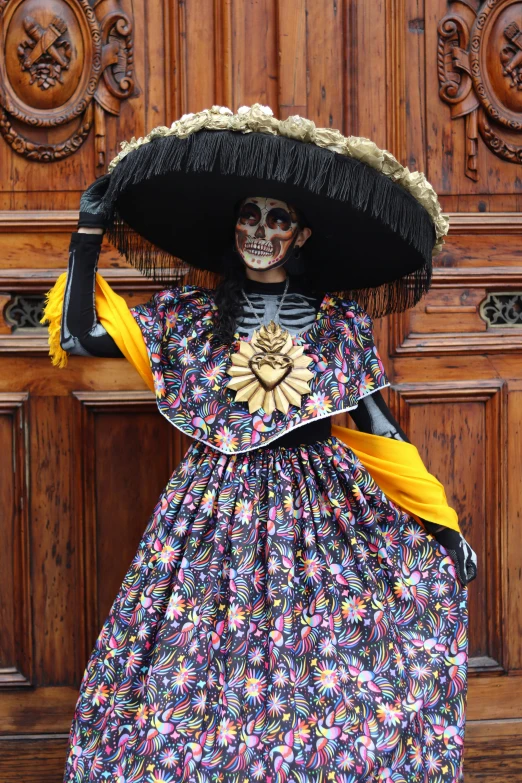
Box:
(235, 196, 301, 270)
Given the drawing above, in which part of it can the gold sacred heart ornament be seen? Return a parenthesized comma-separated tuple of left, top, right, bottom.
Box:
(226, 321, 314, 415)
(250, 353, 293, 390)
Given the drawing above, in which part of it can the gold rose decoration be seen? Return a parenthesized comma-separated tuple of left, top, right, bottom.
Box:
(226, 321, 314, 415)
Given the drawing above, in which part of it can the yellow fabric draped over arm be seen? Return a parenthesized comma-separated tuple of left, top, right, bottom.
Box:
(332, 424, 460, 532)
(42, 272, 459, 532)
(40, 271, 154, 392)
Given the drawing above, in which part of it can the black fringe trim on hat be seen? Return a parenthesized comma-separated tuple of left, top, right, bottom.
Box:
(105, 247, 430, 321)
(102, 130, 435, 316)
(107, 227, 432, 319)
(343, 265, 433, 319)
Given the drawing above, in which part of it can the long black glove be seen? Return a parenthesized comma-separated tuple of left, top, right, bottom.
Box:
(60, 232, 122, 358)
(77, 174, 111, 230)
(423, 520, 478, 587)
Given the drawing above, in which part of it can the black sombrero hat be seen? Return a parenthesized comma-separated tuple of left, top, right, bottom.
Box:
(100, 104, 449, 316)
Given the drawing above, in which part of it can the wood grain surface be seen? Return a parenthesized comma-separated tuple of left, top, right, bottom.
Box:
(0, 1, 521, 779)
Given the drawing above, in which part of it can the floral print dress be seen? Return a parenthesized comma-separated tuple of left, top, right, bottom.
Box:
(63, 287, 468, 783)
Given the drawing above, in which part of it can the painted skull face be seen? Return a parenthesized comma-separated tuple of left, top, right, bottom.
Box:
(235, 196, 300, 270)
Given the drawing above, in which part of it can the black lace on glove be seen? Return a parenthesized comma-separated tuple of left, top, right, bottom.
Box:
(423, 520, 478, 586)
(77, 174, 111, 230)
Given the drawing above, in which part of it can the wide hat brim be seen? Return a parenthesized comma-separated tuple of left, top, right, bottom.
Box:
(101, 107, 448, 315)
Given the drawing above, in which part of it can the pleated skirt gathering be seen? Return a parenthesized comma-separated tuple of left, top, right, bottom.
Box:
(63, 436, 468, 783)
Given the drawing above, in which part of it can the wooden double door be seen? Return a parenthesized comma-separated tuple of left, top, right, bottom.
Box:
(1, 0, 521, 779)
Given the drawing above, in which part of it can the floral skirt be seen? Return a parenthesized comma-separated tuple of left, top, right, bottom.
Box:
(64, 436, 468, 783)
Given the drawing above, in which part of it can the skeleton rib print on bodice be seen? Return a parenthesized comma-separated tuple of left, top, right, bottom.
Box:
(236, 278, 320, 339)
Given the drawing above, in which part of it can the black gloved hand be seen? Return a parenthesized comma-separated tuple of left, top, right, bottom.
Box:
(424, 520, 478, 586)
(78, 174, 111, 230)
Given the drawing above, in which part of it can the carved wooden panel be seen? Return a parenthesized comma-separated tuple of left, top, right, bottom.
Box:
(438, 0, 522, 179)
(29, 394, 88, 685)
(72, 391, 192, 652)
(0, 0, 134, 167)
(0, 736, 71, 782)
(402, 0, 522, 206)
(464, 718, 521, 782)
(390, 381, 505, 672)
(0, 0, 169, 212)
(0, 393, 31, 687)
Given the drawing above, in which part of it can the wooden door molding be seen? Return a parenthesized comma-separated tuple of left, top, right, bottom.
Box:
(0, 392, 32, 688)
(0, 0, 135, 168)
(0, 268, 158, 355)
(390, 380, 506, 673)
(389, 212, 522, 354)
(446, 212, 522, 233)
(389, 267, 522, 355)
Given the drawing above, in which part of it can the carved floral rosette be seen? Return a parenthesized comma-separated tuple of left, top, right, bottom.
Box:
(438, 0, 522, 179)
(0, 0, 135, 164)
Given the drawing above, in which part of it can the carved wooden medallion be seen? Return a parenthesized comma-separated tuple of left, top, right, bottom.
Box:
(0, 0, 134, 165)
(438, 0, 522, 178)
(17, 15, 72, 91)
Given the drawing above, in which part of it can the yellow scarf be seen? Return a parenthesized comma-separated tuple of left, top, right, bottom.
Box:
(42, 274, 460, 532)
(41, 272, 155, 391)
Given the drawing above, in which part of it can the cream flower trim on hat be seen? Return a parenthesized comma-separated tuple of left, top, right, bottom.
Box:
(108, 104, 449, 255)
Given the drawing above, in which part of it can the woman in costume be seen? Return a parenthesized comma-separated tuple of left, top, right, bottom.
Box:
(44, 105, 476, 783)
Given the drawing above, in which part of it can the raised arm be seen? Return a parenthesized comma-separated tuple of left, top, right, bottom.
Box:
(349, 390, 478, 586)
(60, 177, 122, 359)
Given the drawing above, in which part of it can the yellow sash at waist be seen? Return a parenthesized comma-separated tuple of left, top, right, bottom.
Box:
(42, 273, 459, 532)
(332, 425, 460, 531)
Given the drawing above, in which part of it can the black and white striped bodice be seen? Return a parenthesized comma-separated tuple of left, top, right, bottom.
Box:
(236, 277, 322, 339)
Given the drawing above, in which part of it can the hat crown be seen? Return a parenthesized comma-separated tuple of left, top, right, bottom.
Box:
(103, 104, 445, 316)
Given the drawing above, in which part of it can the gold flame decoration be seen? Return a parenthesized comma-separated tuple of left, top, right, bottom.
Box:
(226, 321, 314, 415)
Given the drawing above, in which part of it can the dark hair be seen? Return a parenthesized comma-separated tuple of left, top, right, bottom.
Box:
(213, 249, 247, 343)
